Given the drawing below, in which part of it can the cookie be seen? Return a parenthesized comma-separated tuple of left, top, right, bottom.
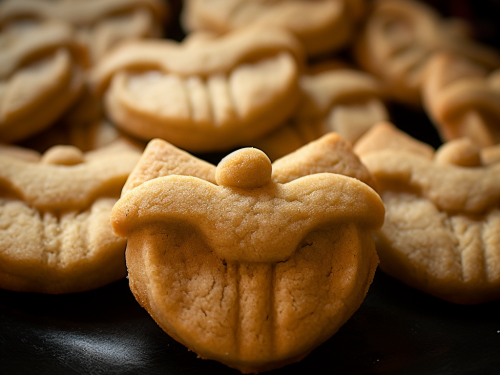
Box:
(111, 134, 383, 373)
(91, 25, 304, 152)
(252, 65, 388, 161)
(355, 122, 500, 304)
(354, 0, 500, 106)
(422, 52, 500, 147)
(0, 143, 141, 294)
(0, 21, 86, 143)
(182, 0, 365, 57)
(0, 0, 168, 64)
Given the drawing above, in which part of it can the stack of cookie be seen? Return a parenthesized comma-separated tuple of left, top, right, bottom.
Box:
(0, 0, 169, 294)
(1, 0, 500, 373)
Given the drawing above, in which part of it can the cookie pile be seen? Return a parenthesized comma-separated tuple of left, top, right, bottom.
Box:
(1, 0, 500, 373)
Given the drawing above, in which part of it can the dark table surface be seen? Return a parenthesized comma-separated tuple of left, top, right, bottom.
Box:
(1, 271, 499, 375)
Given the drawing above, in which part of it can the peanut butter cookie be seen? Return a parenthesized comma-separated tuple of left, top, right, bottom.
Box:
(356, 122, 500, 304)
(182, 0, 365, 57)
(252, 64, 388, 160)
(354, 0, 500, 106)
(0, 143, 140, 293)
(91, 25, 304, 152)
(112, 134, 383, 372)
(0, 0, 168, 64)
(423, 52, 500, 147)
(0, 21, 85, 143)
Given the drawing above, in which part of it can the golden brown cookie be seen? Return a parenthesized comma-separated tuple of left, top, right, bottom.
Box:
(0, 143, 141, 294)
(354, 0, 500, 106)
(0, 0, 168, 64)
(422, 52, 500, 147)
(355, 122, 500, 304)
(252, 65, 389, 160)
(0, 21, 86, 143)
(112, 134, 383, 373)
(91, 25, 304, 152)
(182, 0, 365, 57)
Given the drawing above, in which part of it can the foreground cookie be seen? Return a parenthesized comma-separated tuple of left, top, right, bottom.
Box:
(356, 122, 500, 304)
(112, 135, 383, 373)
(354, 0, 500, 106)
(92, 25, 303, 152)
(252, 64, 388, 160)
(422, 52, 500, 147)
(182, 0, 365, 57)
(0, 21, 85, 143)
(0, 143, 140, 293)
(0, 0, 167, 64)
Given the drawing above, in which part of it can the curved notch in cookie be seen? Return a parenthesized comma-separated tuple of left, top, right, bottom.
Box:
(0, 143, 140, 294)
(357, 122, 500, 304)
(91, 25, 304, 152)
(182, 0, 365, 57)
(112, 135, 383, 373)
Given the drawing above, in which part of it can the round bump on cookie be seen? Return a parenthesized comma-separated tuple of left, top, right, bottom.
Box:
(41, 145, 85, 165)
(434, 138, 481, 167)
(215, 148, 272, 189)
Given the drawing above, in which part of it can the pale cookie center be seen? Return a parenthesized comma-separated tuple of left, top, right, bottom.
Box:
(215, 148, 271, 189)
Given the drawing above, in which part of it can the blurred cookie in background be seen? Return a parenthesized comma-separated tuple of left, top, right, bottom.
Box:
(422, 51, 500, 147)
(354, 0, 500, 107)
(91, 25, 305, 153)
(182, 0, 366, 57)
(252, 63, 388, 161)
(0, 21, 86, 143)
(0, 0, 169, 64)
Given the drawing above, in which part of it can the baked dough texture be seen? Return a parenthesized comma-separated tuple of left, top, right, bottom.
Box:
(91, 25, 304, 152)
(356, 122, 500, 304)
(0, 0, 168, 64)
(0, 143, 141, 294)
(354, 0, 500, 106)
(0, 21, 85, 143)
(251, 65, 388, 160)
(182, 0, 365, 57)
(112, 134, 383, 373)
(423, 52, 500, 147)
